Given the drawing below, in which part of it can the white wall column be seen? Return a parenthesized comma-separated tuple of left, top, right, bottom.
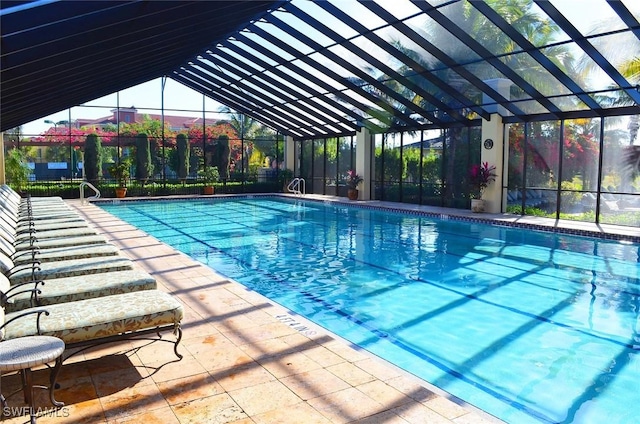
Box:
(355, 127, 372, 200)
(480, 78, 511, 213)
(284, 135, 295, 173)
(481, 114, 505, 213)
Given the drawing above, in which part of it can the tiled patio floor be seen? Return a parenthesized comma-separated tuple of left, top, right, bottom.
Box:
(7, 194, 635, 424)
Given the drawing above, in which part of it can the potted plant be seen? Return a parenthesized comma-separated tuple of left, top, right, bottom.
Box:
(346, 169, 363, 200)
(469, 161, 497, 212)
(107, 158, 131, 198)
(279, 168, 294, 192)
(199, 166, 219, 195)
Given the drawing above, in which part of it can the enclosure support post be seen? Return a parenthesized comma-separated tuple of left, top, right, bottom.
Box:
(285, 135, 295, 173)
(481, 114, 505, 213)
(356, 127, 372, 200)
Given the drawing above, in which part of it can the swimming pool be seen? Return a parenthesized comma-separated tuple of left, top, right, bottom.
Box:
(99, 197, 639, 424)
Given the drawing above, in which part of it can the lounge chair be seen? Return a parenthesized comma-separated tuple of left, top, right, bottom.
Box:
(0, 289, 184, 407)
(0, 252, 134, 285)
(1, 270, 157, 313)
(0, 238, 120, 265)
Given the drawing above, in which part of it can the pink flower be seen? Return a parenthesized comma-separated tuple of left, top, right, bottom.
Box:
(346, 170, 363, 189)
(469, 162, 497, 199)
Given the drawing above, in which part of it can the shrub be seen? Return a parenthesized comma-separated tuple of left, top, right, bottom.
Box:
(84, 133, 102, 184)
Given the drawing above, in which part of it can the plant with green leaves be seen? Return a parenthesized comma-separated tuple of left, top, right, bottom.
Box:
(135, 133, 153, 184)
(107, 158, 132, 187)
(5, 148, 31, 192)
(176, 133, 190, 180)
(84, 133, 102, 184)
(199, 166, 219, 185)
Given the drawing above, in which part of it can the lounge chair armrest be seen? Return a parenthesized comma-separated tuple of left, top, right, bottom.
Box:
(10, 248, 40, 262)
(4, 261, 41, 278)
(0, 308, 49, 335)
(1, 286, 42, 309)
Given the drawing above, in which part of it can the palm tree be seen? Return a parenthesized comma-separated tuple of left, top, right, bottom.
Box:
(390, 0, 571, 203)
(577, 12, 640, 176)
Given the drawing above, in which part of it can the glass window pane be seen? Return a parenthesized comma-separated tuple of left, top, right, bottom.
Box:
(525, 121, 560, 216)
(421, 130, 444, 206)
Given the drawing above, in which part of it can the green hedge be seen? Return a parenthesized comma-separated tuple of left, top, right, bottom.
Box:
(16, 179, 281, 199)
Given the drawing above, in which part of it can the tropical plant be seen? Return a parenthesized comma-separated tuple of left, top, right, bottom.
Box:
(469, 162, 497, 199)
(5, 148, 31, 192)
(278, 168, 294, 188)
(346, 169, 363, 189)
(107, 158, 132, 187)
(199, 166, 219, 185)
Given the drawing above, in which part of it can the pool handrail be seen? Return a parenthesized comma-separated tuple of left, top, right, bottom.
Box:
(287, 178, 305, 196)
(79, 181, 101, 204)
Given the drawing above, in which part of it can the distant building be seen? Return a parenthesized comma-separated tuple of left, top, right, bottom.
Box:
(75, 106, 209, 132)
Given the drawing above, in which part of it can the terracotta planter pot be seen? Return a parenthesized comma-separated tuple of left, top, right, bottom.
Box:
(203, 186, 215, 195)
(115, 187, 127, 198)
(347, 188, 359, 200)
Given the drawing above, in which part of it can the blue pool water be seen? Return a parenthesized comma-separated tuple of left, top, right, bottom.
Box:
(99, 197, 640, 424)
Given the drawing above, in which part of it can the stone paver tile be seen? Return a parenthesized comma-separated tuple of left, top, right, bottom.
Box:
(54, 360, 91, 383)
(252, 401, 332, 424)
(213, 363, 277, 392)
(210, 313, 263, 333)
(98, 381, 169, 420)
(391, 401, 455, 424)
(182, 333, 234, 356)
(172, 393, 247, 424)
(81, 343, 137, 362)
(157, 372, 224, 405)
(149, 356, 207, 384)
(385, 375, 441, 403)
(279, 332, 318, 349)
(37, 399, 105, 424)
(280, 368, 351, 400)
(133, 338, 185, 365)
(91, 366, 153, 398)
(104, 405, 180, 423)
(323, 340, 371, 362)
(326, 362, 376, 386)
(50, 375, 98, 406)
(222, 321, 299, 346)
(184, 336, 254, 372)
(355, 357, 403, 381)
(299, 344, 346, 368)
(228, 380, 301, 417)
(350, 409, 410, 424)
(225, 419, 255, 424)
(452, 411, 503, 424)
(237, 337, 299, 360)
(306, 387, 383, 424)
(356, 380, 415, 409)
(257, 351, 322, 379)
(425, 396, 474, 420)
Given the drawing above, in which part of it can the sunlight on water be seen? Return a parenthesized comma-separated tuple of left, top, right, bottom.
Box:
(100, 197, 640, 424)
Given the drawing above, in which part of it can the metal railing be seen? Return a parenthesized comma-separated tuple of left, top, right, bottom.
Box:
(79, 182, 101, 204)
(287, 178, 306, 196)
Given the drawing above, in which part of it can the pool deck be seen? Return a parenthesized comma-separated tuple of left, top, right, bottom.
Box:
(5, 194, 637, 423)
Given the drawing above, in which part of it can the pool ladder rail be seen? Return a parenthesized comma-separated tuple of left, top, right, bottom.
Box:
(287, 178, 306, 196)
(79, 181, 101, 204)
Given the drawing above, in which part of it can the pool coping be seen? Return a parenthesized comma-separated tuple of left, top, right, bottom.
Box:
(93, 193, 640, 244)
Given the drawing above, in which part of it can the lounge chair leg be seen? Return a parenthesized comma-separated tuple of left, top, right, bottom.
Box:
(48, 357, 64, 407)
(174, 328, 183, 360)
